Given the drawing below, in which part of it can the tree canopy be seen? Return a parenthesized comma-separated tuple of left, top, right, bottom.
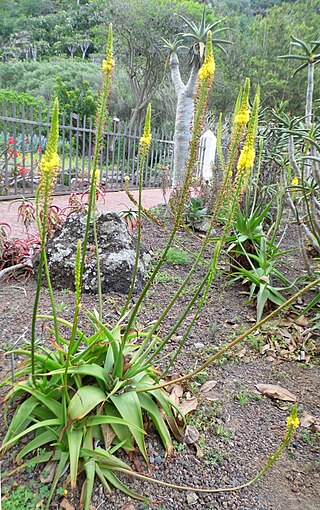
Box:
(0, 0, 319, 127)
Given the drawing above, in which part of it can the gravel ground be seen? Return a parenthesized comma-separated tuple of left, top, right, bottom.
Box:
(0, 211, 319, 510)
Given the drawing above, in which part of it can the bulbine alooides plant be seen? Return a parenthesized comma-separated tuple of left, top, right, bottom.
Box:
(1, 27, 319, 510)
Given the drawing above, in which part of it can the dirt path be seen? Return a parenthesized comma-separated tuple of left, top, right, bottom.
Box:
(0, 188, 166, 237)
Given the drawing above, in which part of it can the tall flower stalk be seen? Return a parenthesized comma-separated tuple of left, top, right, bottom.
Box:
(121, 104, 152, 321)
(123, 30, 215, 342)
(66, 24, 115, 369)
(31, 98, 60, 381)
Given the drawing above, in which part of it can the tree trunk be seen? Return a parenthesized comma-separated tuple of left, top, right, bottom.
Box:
(305, 61, 314, 129)
(170, 52, 198, 186)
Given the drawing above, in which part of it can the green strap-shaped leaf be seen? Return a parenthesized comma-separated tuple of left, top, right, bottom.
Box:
(15, 385, 63, 418)
(2, 396, 38, 444)
(103, 403, 135, 451)
(99, 466, 144, 500)
(83, 459, 96, 510)
(139, 393, 172, 452)
(17, 428, 59, 461)
(1, 419, 61, 453)
(68, 386, 106, 420)
(110, 392, 147, 462)
(45, 364, 110, 385)
(67, 428, 83, 490)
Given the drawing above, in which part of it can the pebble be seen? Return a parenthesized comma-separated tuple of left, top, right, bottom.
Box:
(194, 342, 205, 349)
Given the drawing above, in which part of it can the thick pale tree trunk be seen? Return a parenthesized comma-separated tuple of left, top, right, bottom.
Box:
(305, 61, 314, 129)
(170, 52, 198, 186)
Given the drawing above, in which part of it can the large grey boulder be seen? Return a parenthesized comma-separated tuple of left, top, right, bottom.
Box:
(46, 212, 150, 294)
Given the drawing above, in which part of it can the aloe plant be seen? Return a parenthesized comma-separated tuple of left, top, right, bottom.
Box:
(277, 36, 320, 272)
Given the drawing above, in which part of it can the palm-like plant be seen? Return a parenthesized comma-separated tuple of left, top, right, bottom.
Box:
(178, 9, 233, 65)
(277, 36, 320, 272)
(167, 7, 233, 185)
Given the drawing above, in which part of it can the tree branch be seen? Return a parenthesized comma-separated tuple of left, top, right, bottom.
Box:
(169, 52, 185, 97)
(185, 64, 199, 96)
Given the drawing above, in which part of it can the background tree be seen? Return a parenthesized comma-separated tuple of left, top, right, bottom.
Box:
(166, 9, 232, 184)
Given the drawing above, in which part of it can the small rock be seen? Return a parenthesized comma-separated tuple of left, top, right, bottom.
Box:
(155, 456, 162, 464)
(194, 342, 205, 350)
(149, 456, 155, 464)
(187, 492, 199, 505)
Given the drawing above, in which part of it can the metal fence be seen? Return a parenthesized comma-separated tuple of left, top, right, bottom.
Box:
(0, 101, 207, 199)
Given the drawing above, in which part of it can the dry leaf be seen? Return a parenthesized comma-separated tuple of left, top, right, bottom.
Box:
(165, 416, 185, 442)
(101, 424, 116, 450)
(170, 384, 184, 406)
(200, 380, 217, 393)
(300, 411, 320, 432)
(40, 461, 56, 483)
(184, 425, 200, 444)
(179, 397, 198, 416)
(60, 499, 75, 510)
(295, 315, 309, 327)
(120, 504, 136, 510)
(260, 344, 270, 355)
(256, 384, 297, 402)
(237, 348, 247, 358)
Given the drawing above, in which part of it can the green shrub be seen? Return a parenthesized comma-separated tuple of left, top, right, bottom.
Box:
(165, 247, 191, 265)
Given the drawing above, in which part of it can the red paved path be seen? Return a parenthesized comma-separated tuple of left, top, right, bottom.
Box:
(0, 189, 166, 238)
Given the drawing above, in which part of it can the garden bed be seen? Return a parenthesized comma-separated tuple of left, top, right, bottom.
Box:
(0, 212, 319, 510)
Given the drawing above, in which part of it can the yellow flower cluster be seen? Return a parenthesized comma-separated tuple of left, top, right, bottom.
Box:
(102, 24, 114, 76)
(286, 414, 300, 429)
(234, 109, 250, 126)
(102, 56, 115, 74)
(40, 152, 60, 175)
(198, 31, 215, 82)
(140, 134, 152, 147)
(139, 104, 152, 151)
(234, 77, 250, 127)
(237, 145, 255, 171)
(292, 175, 299, 186)
(198, 58, 215, 81)
(93, 169, 100, 187)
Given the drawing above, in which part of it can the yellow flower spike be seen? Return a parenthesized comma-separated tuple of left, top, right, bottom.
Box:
(38, 98, 60, 202)
(93, 169, 100, 187)
(237, 146, 256, 172)
(139, 103, 152, 152)
(237, 86, 260, 173)
(235, 77, 250, 126)
(286, 404, 299, 430)
(292, 175, 299, 186)
(198, 31, 215, 82)
(102, 24, 115, 76)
